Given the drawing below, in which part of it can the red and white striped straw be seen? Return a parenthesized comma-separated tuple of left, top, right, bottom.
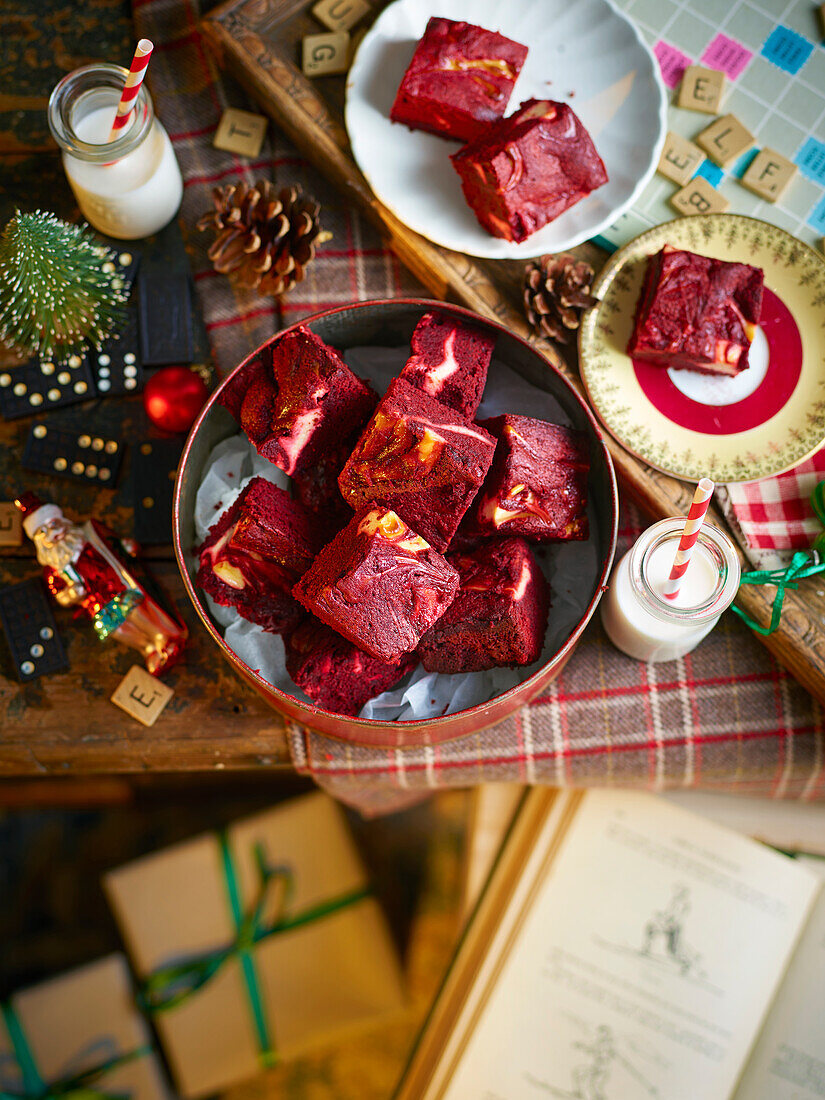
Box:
(662, 478, 715, 601)
(109, 39, 153, 141)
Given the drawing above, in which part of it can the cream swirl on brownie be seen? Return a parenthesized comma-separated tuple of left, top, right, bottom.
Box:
(293, 507, 459, 663)
(338, 377, 495, 551)
(196, 477, 321, 633)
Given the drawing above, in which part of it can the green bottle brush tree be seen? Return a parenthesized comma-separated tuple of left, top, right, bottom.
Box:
(0, 210, 127, 362)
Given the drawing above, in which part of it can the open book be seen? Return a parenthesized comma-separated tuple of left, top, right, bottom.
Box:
(397, 789, 825, 1100)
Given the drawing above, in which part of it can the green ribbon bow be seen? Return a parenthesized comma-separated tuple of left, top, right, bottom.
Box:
(138, 833, 370, 1066)
(732, 482, 825, 635)
(733, 550, 825, 635)
(0, 1001, 149, 1100)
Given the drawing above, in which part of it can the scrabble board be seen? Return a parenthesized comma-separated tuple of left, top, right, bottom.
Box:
(595, 0, 825, 251)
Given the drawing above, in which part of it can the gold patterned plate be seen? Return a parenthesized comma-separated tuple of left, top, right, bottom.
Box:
(579, 214, 825, 483)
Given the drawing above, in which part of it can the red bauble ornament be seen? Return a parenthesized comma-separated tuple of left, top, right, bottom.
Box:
(143, 367, 209, 433)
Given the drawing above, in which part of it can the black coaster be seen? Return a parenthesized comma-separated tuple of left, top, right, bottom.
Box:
(132, 438, 183, 544)
(0, 578, 68, 681)
(22, 423, 125, 486)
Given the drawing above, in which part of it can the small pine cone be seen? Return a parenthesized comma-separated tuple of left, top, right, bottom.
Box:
(523, 253, 597, 344)
(197, 180, 327, 297)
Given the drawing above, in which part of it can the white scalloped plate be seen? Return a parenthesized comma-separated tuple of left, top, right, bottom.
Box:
(345, 0, 666, 258)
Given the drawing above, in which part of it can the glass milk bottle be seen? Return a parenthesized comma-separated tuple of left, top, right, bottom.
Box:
(601, 518, 741, 663)
(48, 63, 183, 240)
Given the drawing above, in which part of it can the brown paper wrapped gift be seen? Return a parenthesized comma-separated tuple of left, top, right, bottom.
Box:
(103, 792, 407, 1097)
(0, 954, 170, 1099)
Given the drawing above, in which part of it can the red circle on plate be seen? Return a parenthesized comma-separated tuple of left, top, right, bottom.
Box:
(632, 288, 802, 435)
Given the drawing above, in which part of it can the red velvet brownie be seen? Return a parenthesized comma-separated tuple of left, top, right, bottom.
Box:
(219, 325, 376, 475)
(390, 18, 528, 143)
(197, 477, 320, 633)
(337, 378, 496, 551)
(291, 432, 360, 542)
(285, 618, 415, 716)
(399, 311, 494, 418)
(418, 537, 548, 673)
(627, 246, 764, 376)
(469, 414, 589, 541)
(293, 507, 459, 662)
(450, 99, 608, 242)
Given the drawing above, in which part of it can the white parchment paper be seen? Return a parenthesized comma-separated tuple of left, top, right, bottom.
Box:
(194, 348, 602, 720)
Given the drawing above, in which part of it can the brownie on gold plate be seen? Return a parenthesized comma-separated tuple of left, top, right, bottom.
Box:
(418, 537, 549, 673)
(197, 477, 320, 633)
(390, 17, 528, 143)
(220, 325, 376, 475)
(450, 99, 608, 242)
(469, 414, 589, 541)
(338, 378, 496, 551)
(293, 507, 459, 663)
(285, 618, 415, 716)
(627, 245, 764, 376)
(399, 310, 494, 419)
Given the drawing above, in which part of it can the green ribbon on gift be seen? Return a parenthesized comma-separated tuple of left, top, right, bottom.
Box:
(0, 1000, 150, 1100)
(731, 482, 825, 636)
(732, 550, 825, 635)
(138, 833, 370, 1067)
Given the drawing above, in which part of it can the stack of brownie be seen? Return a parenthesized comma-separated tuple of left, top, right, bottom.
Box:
(389, 17, 608, 242)
(197, 311, 590, 716)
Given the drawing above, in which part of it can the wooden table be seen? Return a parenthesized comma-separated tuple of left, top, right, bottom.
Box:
(0, 212, 292, 781)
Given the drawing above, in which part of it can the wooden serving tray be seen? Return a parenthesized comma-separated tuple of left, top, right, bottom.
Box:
(201, 0, 825, 706)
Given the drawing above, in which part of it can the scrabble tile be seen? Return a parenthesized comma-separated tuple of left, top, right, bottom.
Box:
(741, 147, 798, 202)
(677, 65, 726, 113)
(302, 31, 350, 76)
(696, 113, 755, 167)
(671, 176, 731, 216)
(0, 578, 68, 681)
(657, 131, 704, 185)
(312, 0, 370, 33)
(213, 108, 268, 158)
(110, 665, 174, 727)
(0, 354, 95, 420)
(0, 502, 22, 547)
(22, 424, 124, 486)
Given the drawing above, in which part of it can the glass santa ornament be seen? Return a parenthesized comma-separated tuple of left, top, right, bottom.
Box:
(16, 492, 186, 675)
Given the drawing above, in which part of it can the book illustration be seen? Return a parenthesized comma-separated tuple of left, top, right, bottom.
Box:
(592, 883, 723, 996)
(524, 1023, 660, 1099)
(640, 885, 703, 977)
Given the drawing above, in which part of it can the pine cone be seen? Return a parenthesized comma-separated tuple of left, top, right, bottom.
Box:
(523, 253, 597, 344)
(197, 180, 327, 297)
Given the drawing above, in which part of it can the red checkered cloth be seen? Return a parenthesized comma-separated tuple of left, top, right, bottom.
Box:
(136, 0, 825, 815)
(720, 447, 825, 571)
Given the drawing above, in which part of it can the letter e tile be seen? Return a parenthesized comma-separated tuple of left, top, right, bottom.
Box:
(677, 65, 726, 113)
(657, 131, 705, 185)
(111, 666, 174, 727)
